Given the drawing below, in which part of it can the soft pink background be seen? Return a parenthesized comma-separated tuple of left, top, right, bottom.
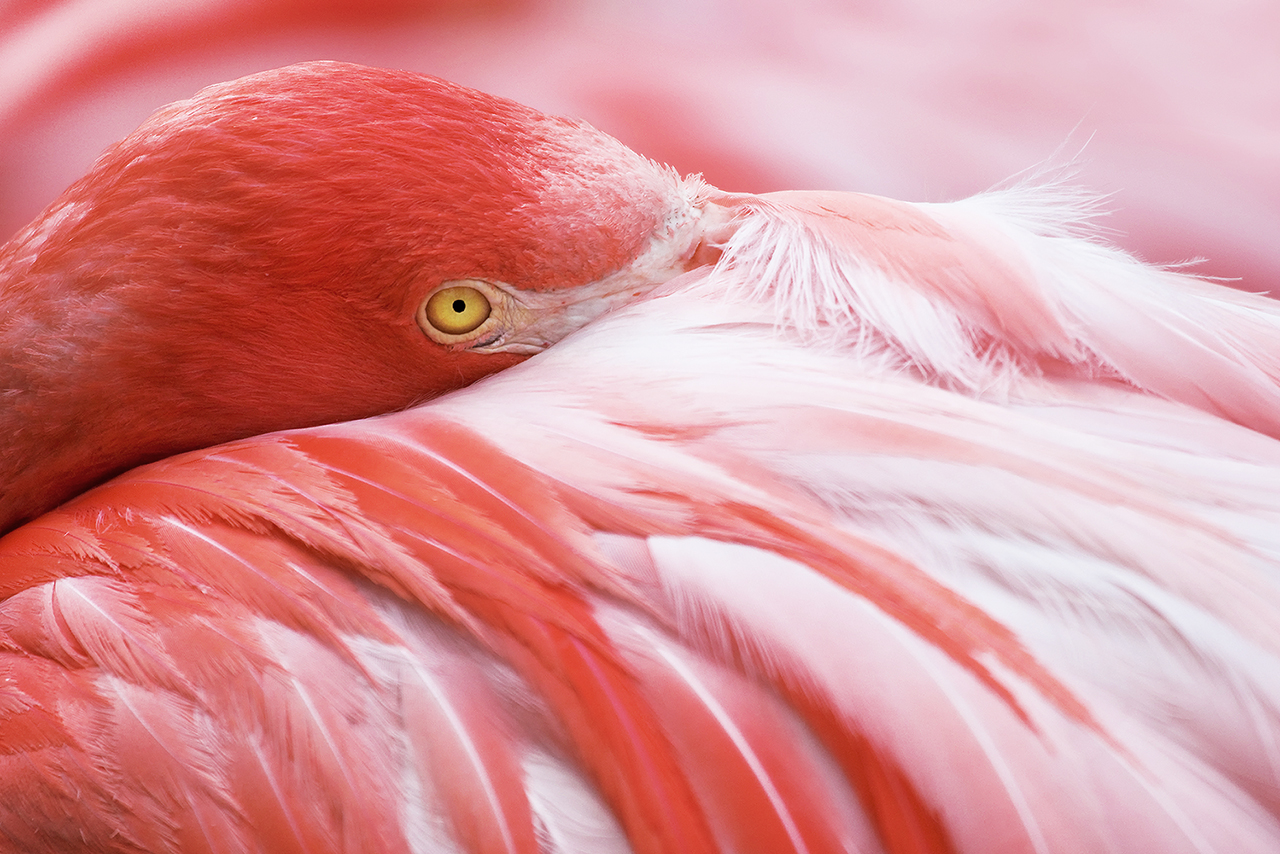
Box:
(3, 0, 1277, 290)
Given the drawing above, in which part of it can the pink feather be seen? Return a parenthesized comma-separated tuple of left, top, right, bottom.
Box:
(1, 59, 1279, 853)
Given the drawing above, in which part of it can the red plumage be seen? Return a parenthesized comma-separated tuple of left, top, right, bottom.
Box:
(2, 61, 1279, 853)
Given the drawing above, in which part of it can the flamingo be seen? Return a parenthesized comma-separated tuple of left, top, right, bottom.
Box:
(1, 60, 1279, 853)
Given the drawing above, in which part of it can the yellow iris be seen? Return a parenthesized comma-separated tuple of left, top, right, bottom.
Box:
(423, 285, 491, 335)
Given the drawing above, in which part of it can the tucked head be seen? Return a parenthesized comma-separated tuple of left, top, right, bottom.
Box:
(0, 61, 714, 532)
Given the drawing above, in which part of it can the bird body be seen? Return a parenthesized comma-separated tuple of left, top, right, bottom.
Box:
(1, 62, 1279, 853)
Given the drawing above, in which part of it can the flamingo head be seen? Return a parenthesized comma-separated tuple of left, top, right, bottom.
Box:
(0, 61, 723, 533)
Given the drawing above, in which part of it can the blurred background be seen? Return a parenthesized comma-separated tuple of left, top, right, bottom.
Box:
(2, 0, 1277, 289)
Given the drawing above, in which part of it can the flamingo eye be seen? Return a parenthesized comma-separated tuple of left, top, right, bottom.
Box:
(422, 285, 492, 335)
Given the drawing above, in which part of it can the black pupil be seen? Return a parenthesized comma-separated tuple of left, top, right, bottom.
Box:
(452, 299, 467, 314)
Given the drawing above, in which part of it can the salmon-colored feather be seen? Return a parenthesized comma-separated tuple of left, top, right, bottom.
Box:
(2, 61, 1280, 853)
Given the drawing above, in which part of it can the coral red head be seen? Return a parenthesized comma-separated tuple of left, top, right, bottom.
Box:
(0, 61, 710, 533)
